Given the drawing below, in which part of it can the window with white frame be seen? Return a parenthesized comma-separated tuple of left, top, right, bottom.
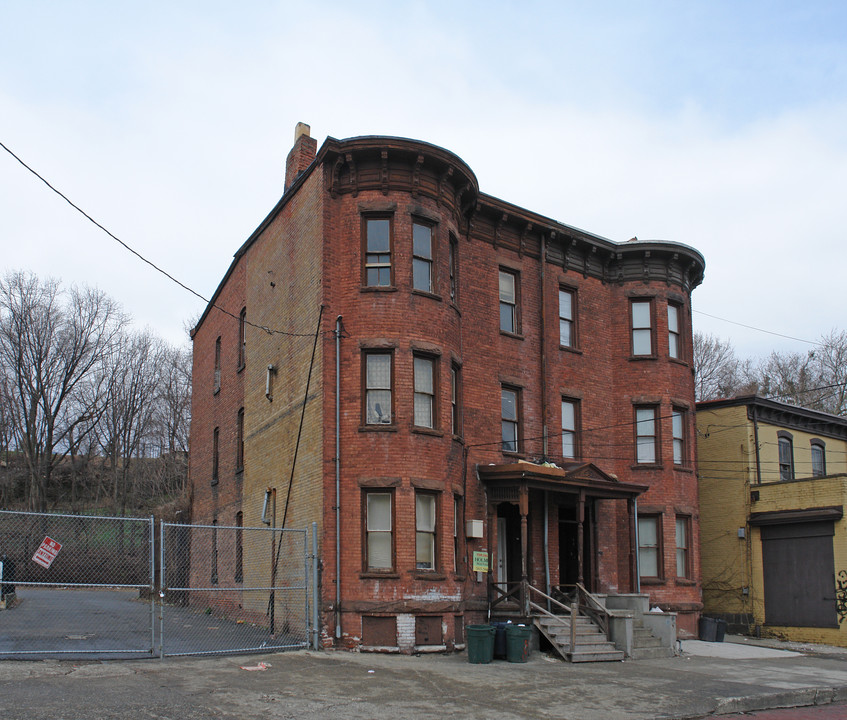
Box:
(672, 408, 686, 465)
(449, 234, 458, 303)
(413, 355, 436, 428)
(366, 491, 393, 570)
(638, 515, 661, 579)
(635, 406, 658, 464)
(364, 217, 392, 287)
(365, 352, 392, 424)
(667, 302, 682, 359)
(451, 363, 462, 437)
(675, 515, 690, 578)
(412, 222, 433, 293)
(501, 386, 520, 453)
(416, 492, 437, 570)
(559, 288, 576, 348)
(631, 300, 653, 356)
(561, 398, 579, 459)
(499, 269, 519, 334)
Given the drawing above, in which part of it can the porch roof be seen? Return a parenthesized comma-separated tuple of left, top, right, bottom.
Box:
(477, 460, 648, 500)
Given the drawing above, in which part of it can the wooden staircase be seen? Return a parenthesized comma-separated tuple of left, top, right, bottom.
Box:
(534, 614, 624, 663)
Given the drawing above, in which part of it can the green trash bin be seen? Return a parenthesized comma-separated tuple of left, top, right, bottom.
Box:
(466, 624, 496, 664)
(505, 623, 532, 663)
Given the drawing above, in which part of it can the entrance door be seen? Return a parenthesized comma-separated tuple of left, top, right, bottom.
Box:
(558, 502, 593, 590)
(496, 503, 521, 590)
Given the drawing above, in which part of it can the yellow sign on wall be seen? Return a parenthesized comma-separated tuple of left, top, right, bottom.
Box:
(473, 551, 489, 573)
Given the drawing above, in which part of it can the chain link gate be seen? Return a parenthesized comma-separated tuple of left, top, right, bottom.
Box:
(159, 521, 311, 657)
(0, 509, 156, 659)
(1, 510, 317, 659)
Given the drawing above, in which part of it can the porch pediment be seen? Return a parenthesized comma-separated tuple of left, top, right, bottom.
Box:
(477, 460, 647, 500)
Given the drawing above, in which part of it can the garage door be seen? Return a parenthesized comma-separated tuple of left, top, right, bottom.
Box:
(761, 521, 837, 628)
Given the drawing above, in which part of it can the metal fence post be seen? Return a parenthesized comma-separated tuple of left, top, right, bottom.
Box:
(159, 520, 165, 659)
(312, 521, 319, 650)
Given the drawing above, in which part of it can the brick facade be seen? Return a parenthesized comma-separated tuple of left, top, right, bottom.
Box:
(191, 126, 707, 649)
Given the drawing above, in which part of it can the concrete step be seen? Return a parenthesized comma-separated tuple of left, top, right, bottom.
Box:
(569, 649, 625, 663)
(630, 645, 675, 660)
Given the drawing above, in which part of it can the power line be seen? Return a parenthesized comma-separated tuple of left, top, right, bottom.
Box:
(693, 309, 820, 346)
(0, 140, 318, 339)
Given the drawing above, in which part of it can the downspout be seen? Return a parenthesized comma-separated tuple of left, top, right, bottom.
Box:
(752, 403, 762, 486)
(335, 315, 342, 640)
(540, 235, 551, 610)
(540, 234, 548, 460)
(544, 491, 551, 611)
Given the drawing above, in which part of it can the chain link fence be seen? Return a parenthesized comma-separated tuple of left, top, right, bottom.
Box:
(159, 521, 311, 657)
(0, 509, 155, 658)
(0, 511, 317, 659)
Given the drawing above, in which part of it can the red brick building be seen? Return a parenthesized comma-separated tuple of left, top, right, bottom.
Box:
(190, 123, 706, 651)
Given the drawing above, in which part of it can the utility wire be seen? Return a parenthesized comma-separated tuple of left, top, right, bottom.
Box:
(693, 309, 819, 346)
(0, 140, 317, 339)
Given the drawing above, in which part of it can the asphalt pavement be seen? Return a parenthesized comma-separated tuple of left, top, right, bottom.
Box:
(2, 634, 847, 719)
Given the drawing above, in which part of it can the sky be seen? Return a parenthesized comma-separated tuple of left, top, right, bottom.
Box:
(2, 0, 846, 360)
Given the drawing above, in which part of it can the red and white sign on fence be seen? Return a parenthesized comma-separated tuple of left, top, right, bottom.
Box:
(33, 536, 62, 569)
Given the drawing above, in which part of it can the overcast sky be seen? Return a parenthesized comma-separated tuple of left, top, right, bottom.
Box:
(2, 1, 845, 360)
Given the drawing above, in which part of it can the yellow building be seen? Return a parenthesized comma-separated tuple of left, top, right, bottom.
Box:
(697, 396, 847, 646)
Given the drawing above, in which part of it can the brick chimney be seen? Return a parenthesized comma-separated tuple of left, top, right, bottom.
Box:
(285, 122, 317, 191)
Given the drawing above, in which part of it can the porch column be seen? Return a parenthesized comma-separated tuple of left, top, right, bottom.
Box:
(520, 483, 528, 614)
(577, 490, 585, 586)
(628, 498, 637, 592)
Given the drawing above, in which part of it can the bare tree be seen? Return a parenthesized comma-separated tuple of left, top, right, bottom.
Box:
(96, 331, 159, 514)
(693, 332, 754, 401)
(0, 271, 126, 511)
(147, 344, 191, 498)
(753, 330, 847, 416)
(809, 330, 847, 416)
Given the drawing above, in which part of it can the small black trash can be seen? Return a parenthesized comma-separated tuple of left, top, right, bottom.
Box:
(698, 616, 718, 642)
(491, 622, 508, 659)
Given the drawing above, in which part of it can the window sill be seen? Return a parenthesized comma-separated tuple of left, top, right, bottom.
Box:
(451, 434, 465, 445)
(631, 463, 664, 471)
(360, 285, 398, 293)
(359, 424, 398, 433)
(360, 572, 400, 580)
(559, 345, 582, 355)
(675, 578, 697, 586)
(668, 357, 689, 367)
(639, 577, 665, 586)
(411, 427, 443, 438)
(500, 330, 524, 340)
(628, 355, 657, 362)
(502, 451, 526, 460)
(673, 465, 694, 474)
(412, 289, 442, 302)
(413, 572, 446, 581)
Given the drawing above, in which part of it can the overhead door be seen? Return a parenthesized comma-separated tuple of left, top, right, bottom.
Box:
(761, 521, 837, 628)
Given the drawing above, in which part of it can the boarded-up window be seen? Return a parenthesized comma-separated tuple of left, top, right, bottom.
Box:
(361, 616, 397, 647)
(415, 616, 442, 646)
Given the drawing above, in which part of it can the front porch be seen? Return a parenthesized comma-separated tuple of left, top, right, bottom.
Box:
(478, 461, 676, 661)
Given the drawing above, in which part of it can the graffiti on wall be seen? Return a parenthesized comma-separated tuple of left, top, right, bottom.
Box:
(836, 570, 847, 625)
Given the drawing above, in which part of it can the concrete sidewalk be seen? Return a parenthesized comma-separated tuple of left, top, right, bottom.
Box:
(1, 636, 846, 719)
